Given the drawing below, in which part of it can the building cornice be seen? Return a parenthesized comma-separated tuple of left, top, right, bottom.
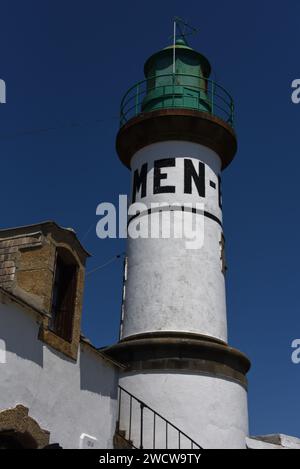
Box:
(104, 333, 251, 389)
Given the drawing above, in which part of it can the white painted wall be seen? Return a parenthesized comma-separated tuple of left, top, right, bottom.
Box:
(123, 140, 227, 343)
(119, 372, 249, 450)
(0, 300, 118, 449)
(124, 218, 227, 341)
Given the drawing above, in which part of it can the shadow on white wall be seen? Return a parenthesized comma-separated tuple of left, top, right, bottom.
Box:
(0, 302, 43, 367)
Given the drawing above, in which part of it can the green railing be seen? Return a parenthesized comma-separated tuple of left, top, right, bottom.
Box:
(120, 73, 234, 127)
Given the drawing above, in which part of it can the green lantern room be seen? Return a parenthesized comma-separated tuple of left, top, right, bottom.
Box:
(120, 22, 234, 128)
(142, 37, 212, 114)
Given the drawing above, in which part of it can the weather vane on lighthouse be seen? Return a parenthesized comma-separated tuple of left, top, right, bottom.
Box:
(172, 17, 199, 74)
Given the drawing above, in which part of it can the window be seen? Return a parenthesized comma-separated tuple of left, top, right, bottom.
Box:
(50, 248, 78, 342)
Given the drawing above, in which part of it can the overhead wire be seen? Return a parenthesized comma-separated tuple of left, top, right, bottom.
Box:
(86, 252, 125, 277)
(0, 116, 119, 140)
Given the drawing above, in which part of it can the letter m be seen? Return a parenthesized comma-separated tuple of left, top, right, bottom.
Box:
(132, 163, 148, 203)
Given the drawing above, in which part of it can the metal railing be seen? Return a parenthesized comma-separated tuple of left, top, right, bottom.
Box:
(120, 73, 234, 128)
(116, 385, 203, 450)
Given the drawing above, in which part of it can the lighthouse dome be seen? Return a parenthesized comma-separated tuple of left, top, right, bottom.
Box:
(142, 37, 212, 113)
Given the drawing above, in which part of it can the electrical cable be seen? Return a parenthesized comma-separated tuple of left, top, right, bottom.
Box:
(0, 116, 119, 140)
(86, 252, 125, 277)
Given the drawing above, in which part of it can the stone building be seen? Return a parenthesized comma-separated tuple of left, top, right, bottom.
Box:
(0, 222, 119, 449)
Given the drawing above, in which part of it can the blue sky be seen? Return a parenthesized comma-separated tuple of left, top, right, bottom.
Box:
(1, 0, 299, 438)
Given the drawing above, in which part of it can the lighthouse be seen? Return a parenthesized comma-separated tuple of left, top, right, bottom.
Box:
(106, 28, 251, 449)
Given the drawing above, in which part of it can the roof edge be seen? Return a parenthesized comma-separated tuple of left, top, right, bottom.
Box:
(0, 220, 91, 258)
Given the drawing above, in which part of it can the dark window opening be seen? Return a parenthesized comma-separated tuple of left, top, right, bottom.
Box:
(50, 248, 78, 342)
(0, 431, 37, 449)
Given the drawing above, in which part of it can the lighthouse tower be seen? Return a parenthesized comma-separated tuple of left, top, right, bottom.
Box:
(106, 31, 250, 449)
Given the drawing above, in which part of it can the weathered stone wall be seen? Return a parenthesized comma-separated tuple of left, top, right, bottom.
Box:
(0, 233, 44, 294)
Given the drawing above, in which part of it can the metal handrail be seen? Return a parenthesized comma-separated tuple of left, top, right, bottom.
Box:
(116, 385, 203, 450)
(119, 73, 234, 128)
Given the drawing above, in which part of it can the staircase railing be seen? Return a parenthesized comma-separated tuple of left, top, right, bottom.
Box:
(116, 385, 203, 450)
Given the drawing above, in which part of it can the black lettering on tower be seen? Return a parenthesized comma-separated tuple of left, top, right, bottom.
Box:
(153, 159, 176, 194)
(184, 160, 205, 197)
(132, 163, 148, 203)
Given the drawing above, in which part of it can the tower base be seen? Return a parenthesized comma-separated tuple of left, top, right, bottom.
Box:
(104, 333, 250, 449)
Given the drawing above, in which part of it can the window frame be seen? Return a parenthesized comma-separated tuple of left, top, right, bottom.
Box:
(49, 247, 79, 343)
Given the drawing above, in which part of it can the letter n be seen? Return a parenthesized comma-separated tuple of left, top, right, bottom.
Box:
(184, 160, 205, 197)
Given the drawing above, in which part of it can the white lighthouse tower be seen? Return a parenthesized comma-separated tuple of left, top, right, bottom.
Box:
(106, 29, 250, 449)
